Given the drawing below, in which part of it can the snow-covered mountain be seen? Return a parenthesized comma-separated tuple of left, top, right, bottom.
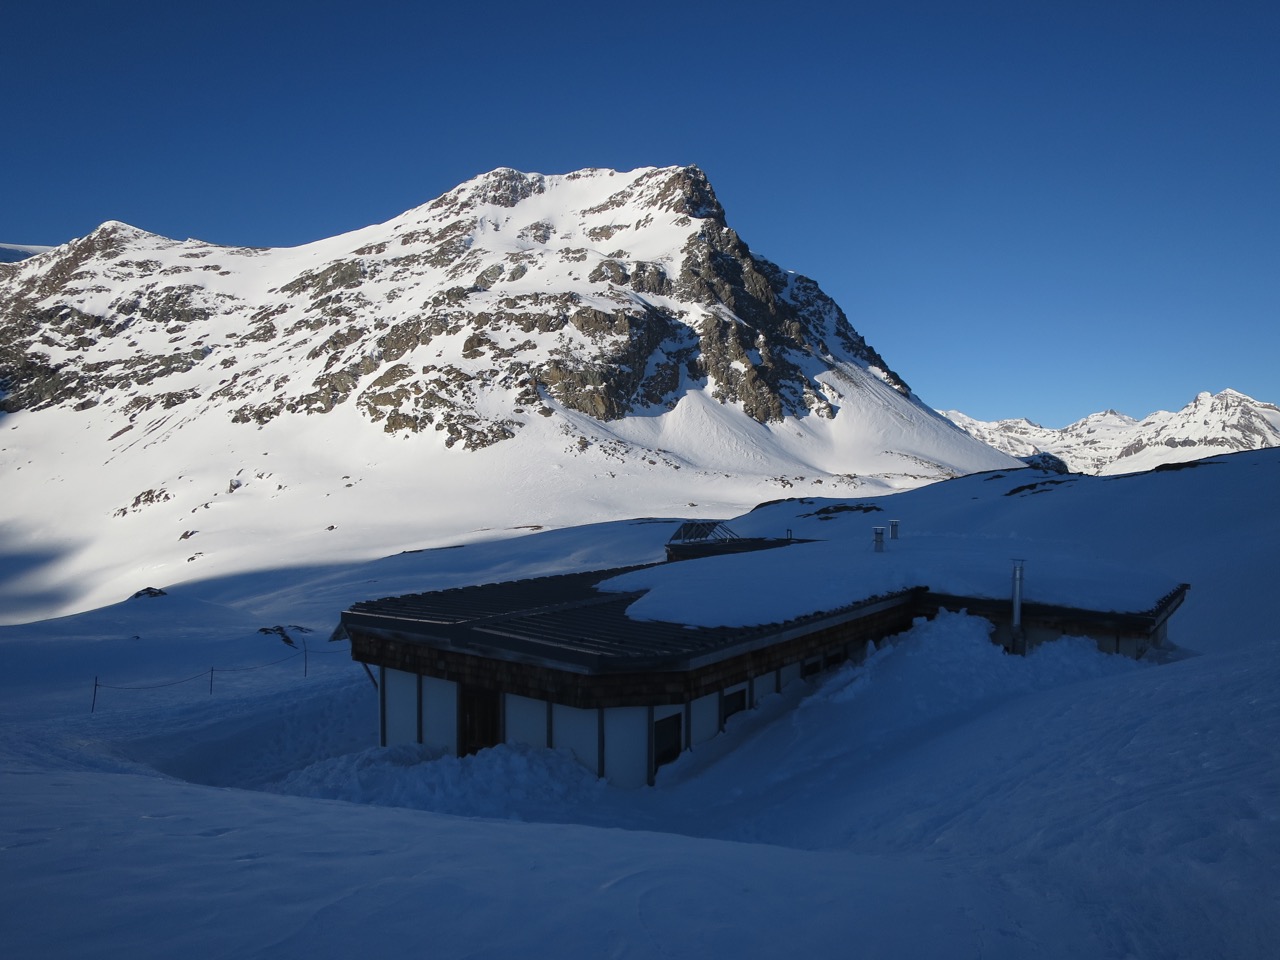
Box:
(0, 242, 54, 265)
(942, 389, 1280, 475)
(0, 166, 1017, 623)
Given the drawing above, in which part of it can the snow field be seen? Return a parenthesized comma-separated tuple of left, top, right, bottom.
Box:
(1, 449, 1278, 957)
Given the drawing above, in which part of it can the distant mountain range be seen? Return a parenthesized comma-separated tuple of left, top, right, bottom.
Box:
(0, 243, 54, 265)
(0, 166, 1016, 622)
(942, 389, 1280, 475)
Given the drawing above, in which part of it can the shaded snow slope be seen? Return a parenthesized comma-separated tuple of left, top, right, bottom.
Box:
(1, 449, 1277, 959)
(944, 388, 1280, 474)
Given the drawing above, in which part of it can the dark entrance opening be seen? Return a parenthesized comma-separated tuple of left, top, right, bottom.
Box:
(653, 713, 683, 772)
(459, 685, 501, 756)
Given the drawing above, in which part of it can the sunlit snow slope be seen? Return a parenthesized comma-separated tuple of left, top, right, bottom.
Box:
(0, 166, 1016, 623)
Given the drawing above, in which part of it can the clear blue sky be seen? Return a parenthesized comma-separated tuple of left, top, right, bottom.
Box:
(4, 1, 1276, 426)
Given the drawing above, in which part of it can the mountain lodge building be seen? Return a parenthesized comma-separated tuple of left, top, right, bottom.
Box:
(341, 542, 1189, 788)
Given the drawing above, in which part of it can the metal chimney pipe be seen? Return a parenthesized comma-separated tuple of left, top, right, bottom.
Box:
(873, 527, 885, 553)
(889, 520, 900, 540)
(1011, 559, 1026, 655)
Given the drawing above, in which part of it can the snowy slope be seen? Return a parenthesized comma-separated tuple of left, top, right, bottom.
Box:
(943, 388, 1280, 474)
(0, 166, 1017, 623)
(1, 448, 1277, 959)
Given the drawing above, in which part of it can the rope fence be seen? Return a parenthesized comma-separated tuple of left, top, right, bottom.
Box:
(90, 637, 352, 712)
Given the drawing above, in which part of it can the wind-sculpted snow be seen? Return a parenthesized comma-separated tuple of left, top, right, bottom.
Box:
(267, 742, 610, 821)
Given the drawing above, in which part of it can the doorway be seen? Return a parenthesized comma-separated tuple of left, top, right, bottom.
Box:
(458, 685, 501, 756)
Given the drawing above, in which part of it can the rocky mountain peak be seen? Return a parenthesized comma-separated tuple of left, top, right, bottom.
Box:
(430, 167, 549, 214)
(0, 165, 921, 451)
(648, 165, 724, 220)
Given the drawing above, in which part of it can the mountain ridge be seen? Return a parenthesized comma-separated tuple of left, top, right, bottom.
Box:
(0, 166, 917, 447)
(942, 388, 1280, 474)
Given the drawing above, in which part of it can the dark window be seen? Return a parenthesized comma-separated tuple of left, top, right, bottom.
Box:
(653, 713, 682, 770)
(722, 688, 747, 724)
(459, 685, 501, 756)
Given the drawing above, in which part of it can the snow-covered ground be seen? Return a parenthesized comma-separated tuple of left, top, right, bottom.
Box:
(2, 451, 1278, 958)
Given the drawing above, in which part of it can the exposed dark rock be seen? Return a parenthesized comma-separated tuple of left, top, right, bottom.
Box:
(1020, 452, 1071, 474)
(281, 260, 364, 297)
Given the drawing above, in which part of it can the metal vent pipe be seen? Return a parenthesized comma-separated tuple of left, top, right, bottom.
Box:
(889, 520, 900, 540)
(873, 527, 885, 553)
(1011, 559, 1026, 655)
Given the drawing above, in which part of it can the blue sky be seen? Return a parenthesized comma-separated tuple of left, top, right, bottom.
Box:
(4, 1, 1277, 426)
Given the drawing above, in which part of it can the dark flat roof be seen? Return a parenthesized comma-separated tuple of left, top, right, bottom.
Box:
(342, 565, 919, 674)
(342, 564, 1190, 677)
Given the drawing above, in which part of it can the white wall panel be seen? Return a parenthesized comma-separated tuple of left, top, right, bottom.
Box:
(603, 706, 648, 789)
(505, 694, 547, 749)
(552, 703, 599, 775)
(383, 669, 419, 747)
(690, 692, 719, 746)
(421, 675, 457, 755)
(779, 662, 802, 690)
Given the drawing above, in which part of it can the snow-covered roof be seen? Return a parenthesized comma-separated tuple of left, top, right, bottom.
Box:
(603, 535, 1186, 629)
(345, 534, 1187, 678)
